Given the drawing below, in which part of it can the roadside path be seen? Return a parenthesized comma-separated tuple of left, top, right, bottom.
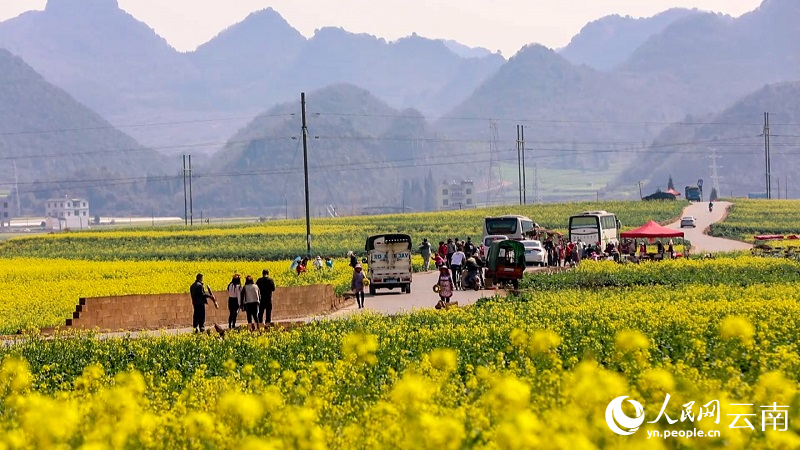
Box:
(664, 201, 751, 253)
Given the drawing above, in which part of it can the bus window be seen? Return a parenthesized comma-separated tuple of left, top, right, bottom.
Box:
(569, 216, 598, 228)
(486, 218, 518, 235)
(521, 220, 535, 235)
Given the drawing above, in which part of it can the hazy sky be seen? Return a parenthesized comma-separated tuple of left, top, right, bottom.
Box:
(0, 0, 763, 55)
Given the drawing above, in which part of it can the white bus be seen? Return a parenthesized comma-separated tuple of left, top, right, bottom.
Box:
(483, 215, 537, 241)
(568, 211, 621, 247)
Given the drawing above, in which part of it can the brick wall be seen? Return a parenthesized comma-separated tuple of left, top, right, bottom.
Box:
(64, 284, 350, 331)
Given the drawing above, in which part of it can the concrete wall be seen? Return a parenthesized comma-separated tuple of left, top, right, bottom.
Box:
(64, 284, 349, 331)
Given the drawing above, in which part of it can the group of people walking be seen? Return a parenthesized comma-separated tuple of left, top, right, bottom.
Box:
(189, 270, 276, 333)
(418, 236, 485, 306)
(417, 236, 481, 272)
(292, 255, 334, 274)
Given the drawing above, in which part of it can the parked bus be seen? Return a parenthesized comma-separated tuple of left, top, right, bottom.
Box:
(568, 211, 621, 247)
(685, 186, 702, 202)
(483, 215, 537, 240)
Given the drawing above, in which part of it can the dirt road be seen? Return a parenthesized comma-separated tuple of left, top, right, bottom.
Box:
(664, 201, 751, 254)
(331, 268, 503, 317)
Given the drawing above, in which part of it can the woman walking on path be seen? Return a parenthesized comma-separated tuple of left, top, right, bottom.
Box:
(226, 274, 242, 329)
(240, 275, 261, 325)
(351, 264, 367, 309)
(435, 265, 454, 304)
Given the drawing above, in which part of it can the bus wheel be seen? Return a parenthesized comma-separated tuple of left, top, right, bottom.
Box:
(369, 285, 376, 296)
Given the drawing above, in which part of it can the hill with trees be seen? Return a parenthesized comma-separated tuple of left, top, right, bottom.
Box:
(609, 81, 800, 199)
(619, 0, 800, 112)
(194, 84, 445, 216)
(0, 48, 177, 216)
(560, 8, 699, 71)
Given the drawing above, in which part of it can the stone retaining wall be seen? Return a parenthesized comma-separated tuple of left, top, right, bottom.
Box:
(64, 284, 349, 331)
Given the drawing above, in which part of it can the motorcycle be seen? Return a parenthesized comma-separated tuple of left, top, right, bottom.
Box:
(708, 203, 714, 212)
(461, 267, 482, 291)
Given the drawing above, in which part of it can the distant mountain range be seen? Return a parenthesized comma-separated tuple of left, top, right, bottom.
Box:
(0, 0, 505, 151)
(611, 81, 800, 199)
(0, 48, 177, 215)
(0, 0, 798, 214)
(196, 84, 446, 216)
(560, 8, 700, 71)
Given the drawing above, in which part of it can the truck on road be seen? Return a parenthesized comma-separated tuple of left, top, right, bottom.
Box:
(685, 186, 703, 202)
(364, 234, 413, 295)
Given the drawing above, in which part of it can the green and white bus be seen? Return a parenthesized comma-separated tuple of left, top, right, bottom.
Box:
(568, 211, 621, 247)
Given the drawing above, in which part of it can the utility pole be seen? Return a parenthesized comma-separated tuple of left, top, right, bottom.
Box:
(521, 125, 527, 205)
(764, 112, 772, 199)
(637, 181, 643, 200)
(516, 125, 522, 205)
(533, 162, 542, 204)
(188, 155, 193, 226)
(11, 161, 20, 217)
(301, 92, 312, 257)
(182, 155, 188, 225)
(776, 177, 781, 199)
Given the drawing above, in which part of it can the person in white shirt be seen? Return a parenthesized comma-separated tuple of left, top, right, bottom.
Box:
(450, 247, 466, 289)
(226, 274, 242, 329)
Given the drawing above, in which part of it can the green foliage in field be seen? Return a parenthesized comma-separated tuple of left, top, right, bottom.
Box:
(710, 199, 800, 240)
(0, 200, 687, 261)
(522, 257, 800, 290)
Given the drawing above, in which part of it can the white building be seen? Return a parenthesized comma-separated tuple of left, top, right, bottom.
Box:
(45, 196, 90, 230)
(0, 194, 10, 229)
(437, 180, 475, 211)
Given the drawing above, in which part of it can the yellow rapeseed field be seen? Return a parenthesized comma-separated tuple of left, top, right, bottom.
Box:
(0, 258, 354, 333)
(2, 280, 800, 448)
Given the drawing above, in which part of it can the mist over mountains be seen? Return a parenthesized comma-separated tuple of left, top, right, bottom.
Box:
(0, 0, 798, 216)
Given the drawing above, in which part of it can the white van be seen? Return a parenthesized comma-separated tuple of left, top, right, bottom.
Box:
(365, 234, 413, 295)
(483, 235, 508, 259)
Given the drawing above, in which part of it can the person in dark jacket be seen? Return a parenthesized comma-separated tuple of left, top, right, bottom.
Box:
(348, 251, 358, 268)
(351, 264, 366, 309)
(190, 273, 214, 333)
(256, 270, 276, 324)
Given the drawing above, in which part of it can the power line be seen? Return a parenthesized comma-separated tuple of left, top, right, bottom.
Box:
(0, 133, 767, 163)
(0, 113, 293, 137)
(313, 111, 777, 127)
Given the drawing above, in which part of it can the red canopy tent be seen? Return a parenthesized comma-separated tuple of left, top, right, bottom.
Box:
(621, 220, 685, 239)
(665, 188, 681, 197)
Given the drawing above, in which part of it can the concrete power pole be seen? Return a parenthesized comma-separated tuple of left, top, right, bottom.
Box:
(521, 125, 527, 205)
(516, 125, 522, 205)
(764, 112, 772, 199)
(11, 161, 20, 216)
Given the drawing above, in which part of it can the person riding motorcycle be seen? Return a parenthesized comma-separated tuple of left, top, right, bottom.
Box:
(462, 257, 482, 290)
(708, 201, 714, 212)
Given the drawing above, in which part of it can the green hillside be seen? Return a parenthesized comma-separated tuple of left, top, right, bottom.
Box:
(0, 48, 176, 215)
